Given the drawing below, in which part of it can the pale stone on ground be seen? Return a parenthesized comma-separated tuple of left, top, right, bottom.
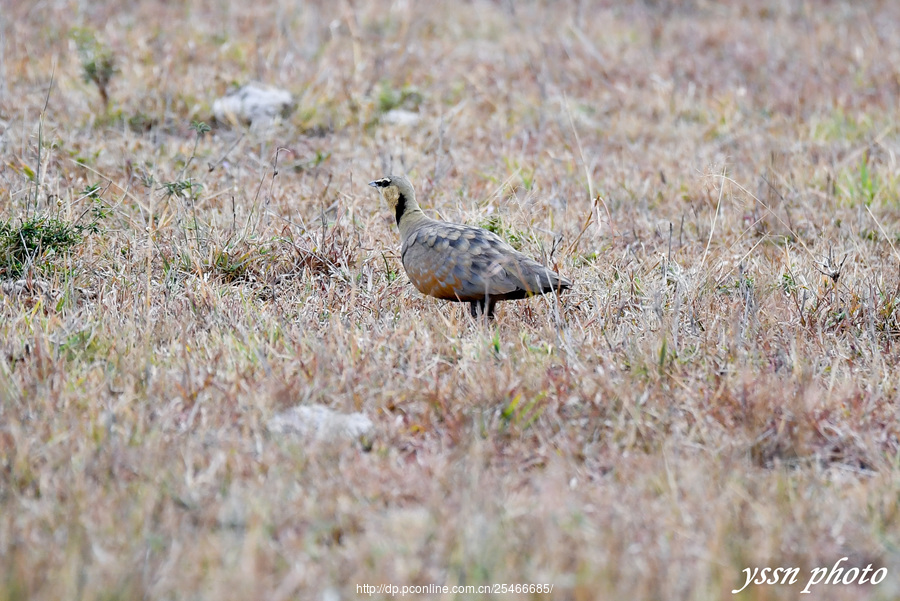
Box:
(382, 109, 421, 126)
(213, 83, 294, 128)
(267, 404, 373, 441)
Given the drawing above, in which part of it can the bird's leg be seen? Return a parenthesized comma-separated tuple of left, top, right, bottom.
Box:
(469, 299, 495, 322)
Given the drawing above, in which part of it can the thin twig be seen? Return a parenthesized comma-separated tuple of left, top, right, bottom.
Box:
(865, 205, 900, 264)
(32, 62, 56, 217)
(700, 165, 726, 269)
(562, 92, 594, 201)
(208, 132, 245, 172)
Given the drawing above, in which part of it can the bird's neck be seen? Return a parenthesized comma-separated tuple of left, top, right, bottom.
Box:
(396, 194, 428, 237)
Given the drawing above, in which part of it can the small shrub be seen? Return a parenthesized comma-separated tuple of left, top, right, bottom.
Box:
(1, 216, 82, 277)
(479, 215, 528, 250)
(377, 81, 424, 113)
(0, 184, 107, 277)
(71, 28, 117, 111)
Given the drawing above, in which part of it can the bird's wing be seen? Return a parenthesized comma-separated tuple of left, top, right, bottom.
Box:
(502, 255, 572, 296)
(402, 223, 522, 301)
(444, 225, 570, 297)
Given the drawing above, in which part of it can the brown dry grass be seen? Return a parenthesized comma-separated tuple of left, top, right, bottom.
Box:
(2, 1, 900, 599)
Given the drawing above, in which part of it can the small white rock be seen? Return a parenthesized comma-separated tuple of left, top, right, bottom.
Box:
(381, 109, 421, 126)
(267, 404, 373, 442)
(213, 83, 294, 127)
(321, 587, 341, 601)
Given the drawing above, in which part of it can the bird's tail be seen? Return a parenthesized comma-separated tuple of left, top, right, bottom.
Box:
(532, 264, 571, 294)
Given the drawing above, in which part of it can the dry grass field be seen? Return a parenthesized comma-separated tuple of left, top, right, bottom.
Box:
(3, 0, 900, 599)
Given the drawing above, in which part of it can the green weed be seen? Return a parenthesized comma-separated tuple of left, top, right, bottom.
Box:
(0, 184, 107, 277)
(376, 81, 424, 113)
(71, 28, 117, 111)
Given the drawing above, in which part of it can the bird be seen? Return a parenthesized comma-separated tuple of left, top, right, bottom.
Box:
(369, 174, 572, 319)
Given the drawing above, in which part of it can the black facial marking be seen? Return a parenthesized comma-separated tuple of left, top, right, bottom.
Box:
(369, 178, 392, 188)
(395, 192, 407, 225)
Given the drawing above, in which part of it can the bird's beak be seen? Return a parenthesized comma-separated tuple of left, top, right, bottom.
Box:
(368, 181, 379, 188)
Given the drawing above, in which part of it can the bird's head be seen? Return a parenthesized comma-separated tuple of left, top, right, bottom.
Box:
(369, 174, 416, 225)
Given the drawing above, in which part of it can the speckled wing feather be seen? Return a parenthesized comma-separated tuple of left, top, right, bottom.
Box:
(401, 221, 567, 302)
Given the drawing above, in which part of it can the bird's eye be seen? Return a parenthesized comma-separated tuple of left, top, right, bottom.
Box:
(370, 178, 392, 188)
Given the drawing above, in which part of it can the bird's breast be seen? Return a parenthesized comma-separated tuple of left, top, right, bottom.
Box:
(403, 256, 466, 301)
(401, 232, 472, 301)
